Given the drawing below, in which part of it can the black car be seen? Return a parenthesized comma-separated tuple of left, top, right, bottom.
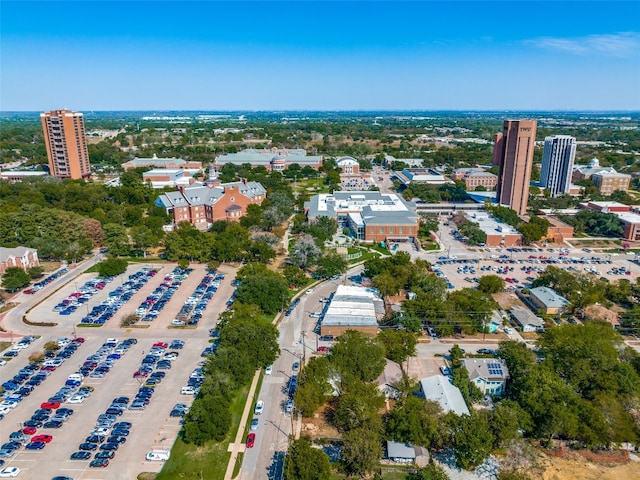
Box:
(89, 458, 109, 468)
(32, 413, 51, 422)
(106, 435, 126, 444)
(57, 408, 74, 416)
(105, 407, 124, 416)
(112, 422, 132, 430)
(111, 429, 130, 437)
(99, 442, 119, 451)
(94, 450, 115, 459)
(70, 450, 92, 460)
(79, 442, 98, 451)
(24, 420, 44, 428)
(112, 397, 130, 404)
(1, 442, 22, 451)
(43, 420, 63, 429)
(170, 408, 186, 417)
(85, 435, 105, 444)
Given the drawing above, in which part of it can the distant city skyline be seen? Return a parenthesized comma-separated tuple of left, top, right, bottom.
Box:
(1, 1, 639, 111)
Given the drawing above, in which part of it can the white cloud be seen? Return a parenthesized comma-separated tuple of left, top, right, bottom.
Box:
(525, 32, 640, 57)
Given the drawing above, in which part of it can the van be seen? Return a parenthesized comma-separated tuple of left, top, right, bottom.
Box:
(67, 373, 83, 382)
(146, 449, 170, 461)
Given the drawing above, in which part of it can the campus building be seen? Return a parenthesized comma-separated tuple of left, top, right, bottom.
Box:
(41, 109, 91, 180)
(452, 168, 498, 191)
(494, 120, 537, 215)
(121, 154, 202, 171)
(591, 172, 632, 196)
(540, 135, 576, 197)
(393, 168, 451, 186)
(305, 191, 420, 243)
(142, 169, 196, 189)
(215, 148, 322, 171)
(155, 176, 266, 230)
(0, 246, 39, 275)
(579, 201, 640, 241)
(463, 212, 522, 247)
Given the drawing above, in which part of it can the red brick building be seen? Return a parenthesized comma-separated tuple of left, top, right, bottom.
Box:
(155, 178, 266, 230)
(0, 246, 39, 275)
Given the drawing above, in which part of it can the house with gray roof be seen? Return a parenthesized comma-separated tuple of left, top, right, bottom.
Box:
(509, 306, 545, 332)
(305, 191, 419, 243)
(155, 178, 266, 230)
(419, 375, 470, 415)
(529, 286, 570, 314)
(461, 358, 509, 396)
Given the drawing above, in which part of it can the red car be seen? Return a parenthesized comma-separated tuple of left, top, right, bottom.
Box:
(133, 370, 149, 378)
(246, 433, 255, 448)
(32, 434, 53, 443)
(22, 426, 37, 435)
(153, 342, 168, 349)
(24, 289, 36, 294)
(72, 337, 85, 343)
(40, 402, 60, 410)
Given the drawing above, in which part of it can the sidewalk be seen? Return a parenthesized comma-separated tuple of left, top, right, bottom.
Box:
(223, 369, 261, 480)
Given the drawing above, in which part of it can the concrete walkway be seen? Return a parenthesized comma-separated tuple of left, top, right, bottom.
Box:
(224, 369, 261, 480)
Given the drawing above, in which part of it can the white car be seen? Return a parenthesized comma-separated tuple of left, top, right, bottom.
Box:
(67, 394, 86, 404)
(0, 359, 6, 366)
(0, 467, 20, 477)
(305, 289, 313, 295)
(264, 365, 272, 375)
(181, 386, 196, 395)
(254, 400, 264, 415)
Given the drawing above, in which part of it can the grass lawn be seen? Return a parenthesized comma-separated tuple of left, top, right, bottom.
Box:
(155, 384, 250, 480)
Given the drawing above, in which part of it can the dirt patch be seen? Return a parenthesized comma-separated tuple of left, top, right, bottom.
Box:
(300, 405, 341, 440)
(39, 261, 62, 272)
(539, 451, 640, 480)
(493, 292, 526, 310)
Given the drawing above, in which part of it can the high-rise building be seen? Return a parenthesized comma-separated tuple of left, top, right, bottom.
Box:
(540, 135, 576, 198)
(494, 120, 537, 215)
(41, 109, 91, 180)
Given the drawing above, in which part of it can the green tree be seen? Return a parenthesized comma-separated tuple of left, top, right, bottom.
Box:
(315, 252, 347, 279)
(283, 265, 308, 288)
(102, 223, 130, 257)
(330, 330, 386, 383)
(385, 396, 446, 448)
(378, 329, 417, 365)
(182, 393, 231, 445)
(235, 270, 290, 315)
(341, 427, 382, 478)
(295, 357, 332, 417)
(478, 275, 505, 294)
(96, 258, 128, 277)
(2, 267, 30, 291)
(332, 379, 385, 432)
(452, 366, 484, 404)
(27, 265, 44, 279)
(449, 413, 495, 470)
(284, 437, 332, 480)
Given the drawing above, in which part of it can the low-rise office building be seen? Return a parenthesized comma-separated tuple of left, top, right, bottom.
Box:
(305, 191, 419, 243)
(591, 172, 632, 195)
(463, 212, 522, 247)
(393, 168, 451, 186)
(529, 286, 570, 314)
(142, 169, 197, 189)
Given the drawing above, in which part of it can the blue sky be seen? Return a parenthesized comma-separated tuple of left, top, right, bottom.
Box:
(1, 1, 639, 111)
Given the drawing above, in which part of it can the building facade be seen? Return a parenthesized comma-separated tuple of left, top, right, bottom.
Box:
(121, 154, 202, 171)
(41, 110, 91, 180)
(495, 120, 537, 215)
(305, 191, 419, 243)
(155, 178, 266, 230)
(215, 148, 322, 171)
(591, 172, 632, 195)
(0, 247, 39, 275)
(337, 157, 360, 175)
(540, 135, 576, 197)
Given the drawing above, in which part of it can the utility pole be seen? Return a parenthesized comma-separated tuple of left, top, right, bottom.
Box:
(301, 331, 306, 365)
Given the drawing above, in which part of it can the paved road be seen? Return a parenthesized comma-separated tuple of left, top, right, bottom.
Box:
(0, 261, 238, 480)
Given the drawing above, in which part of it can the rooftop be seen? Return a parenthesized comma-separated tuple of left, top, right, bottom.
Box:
(461, 358, 510, 382)
(464, 211, 520, 236)
(510, 306, 545, 329)
(419, 375, 470, 416)
(530, 286, 570, 308)
(216, 148, 322, 166)
(322, 285, 383, 328)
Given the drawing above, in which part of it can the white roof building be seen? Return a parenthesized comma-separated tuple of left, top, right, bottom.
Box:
(419, 375, 469, 416)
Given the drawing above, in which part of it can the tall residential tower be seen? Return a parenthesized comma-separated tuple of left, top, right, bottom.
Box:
(41, 109, 91, 180)
(494, 120, 537, 215)
(540, 135, 576, 198)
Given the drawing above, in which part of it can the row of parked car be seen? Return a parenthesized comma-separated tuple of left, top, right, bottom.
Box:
(172, 272, 224, 326)
(1, 339, 86, 462)
(24, 267, 69, 294)
(0, 335, 37, 361)
(81, 268, 157, 324)
(0, 337, 82, 420)
(134, 267, 190, 322)
(54, 278, 110, 315)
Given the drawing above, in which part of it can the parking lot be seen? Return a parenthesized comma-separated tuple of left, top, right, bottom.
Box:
(0, 263, 236, 479)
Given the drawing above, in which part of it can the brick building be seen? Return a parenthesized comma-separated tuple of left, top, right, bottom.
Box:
(41, 109, 91, 180)
(121, 154, 202, 171)
(591, 172, 631, 195)
(305, 191, 419, 243)
(155, 178, 266, 230)
(0, 246, 39, 275)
